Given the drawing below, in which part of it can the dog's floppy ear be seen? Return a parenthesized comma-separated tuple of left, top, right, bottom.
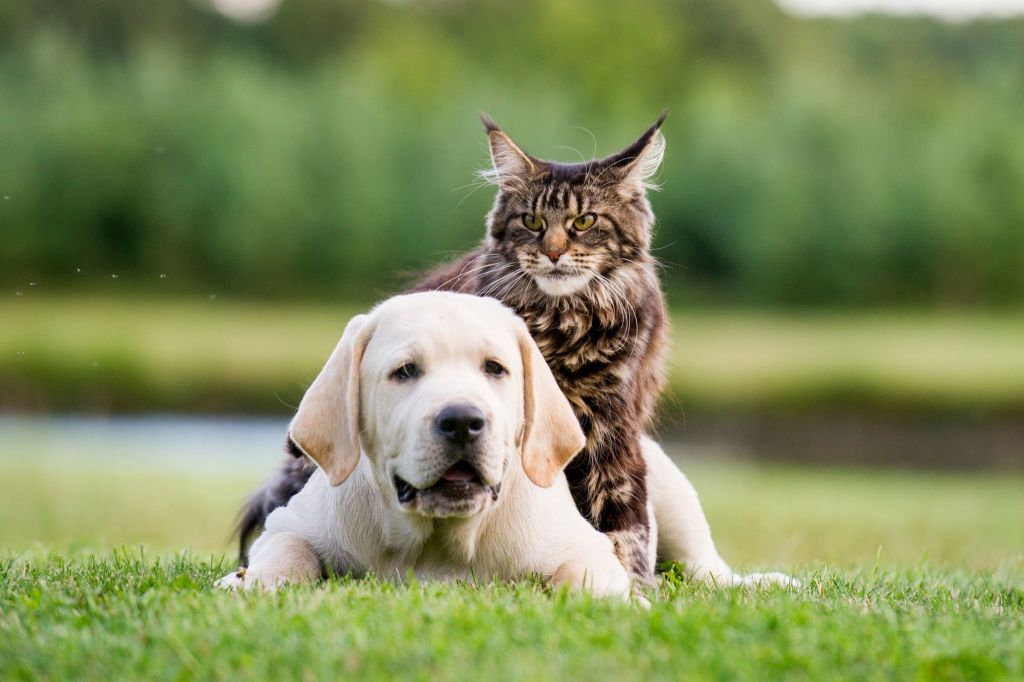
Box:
(517, 325, 587, 488)
(289, 313, 372, 487)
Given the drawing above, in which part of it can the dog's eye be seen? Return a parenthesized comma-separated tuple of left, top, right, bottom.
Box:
(484, 360, 507, 378)
(390, 363, 420, 381)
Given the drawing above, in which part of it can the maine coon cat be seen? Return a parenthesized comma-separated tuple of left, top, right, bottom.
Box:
(414, 115, 668, 583)
(241, 115, 670, 585)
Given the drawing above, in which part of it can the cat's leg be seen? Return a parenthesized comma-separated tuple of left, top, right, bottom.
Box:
(642, 436, 798, 587)
(566, 439, 655, 587)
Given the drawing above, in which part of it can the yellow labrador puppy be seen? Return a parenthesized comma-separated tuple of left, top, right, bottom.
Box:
(217, 292, 631, 598)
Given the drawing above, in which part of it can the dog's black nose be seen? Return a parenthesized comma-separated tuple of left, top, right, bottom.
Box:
(435, 404, 486, 446)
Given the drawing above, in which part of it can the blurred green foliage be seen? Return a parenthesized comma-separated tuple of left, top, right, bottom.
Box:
(1, 0, 1023, 305)
(4, 296, 1024, 414)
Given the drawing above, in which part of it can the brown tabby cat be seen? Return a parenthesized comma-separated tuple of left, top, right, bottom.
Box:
(240, 115, 669, 585)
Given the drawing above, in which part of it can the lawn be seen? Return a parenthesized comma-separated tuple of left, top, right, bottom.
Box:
(2, 556, 1021, 681)
(3, 295, 1024, 413)
(1, 442, 1022, 680)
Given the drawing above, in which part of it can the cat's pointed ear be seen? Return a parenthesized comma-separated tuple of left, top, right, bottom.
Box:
(481, 114, 538, 192)
(601, 112, 667, 193)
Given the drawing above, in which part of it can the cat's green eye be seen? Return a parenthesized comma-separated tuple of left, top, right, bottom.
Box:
(522, 213, 544, 231)
(573, 213, 597, 231)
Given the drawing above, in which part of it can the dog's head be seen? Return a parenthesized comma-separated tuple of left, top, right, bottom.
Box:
(287, 292, 585, 518)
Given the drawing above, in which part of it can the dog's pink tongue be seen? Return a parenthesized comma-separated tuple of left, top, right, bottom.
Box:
(441, 464, 476, 482)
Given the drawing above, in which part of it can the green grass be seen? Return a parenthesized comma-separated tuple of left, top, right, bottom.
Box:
(1, 447, 1022, 679)
(2, 555, 1021, 681)
(4, 295, 1024, 413)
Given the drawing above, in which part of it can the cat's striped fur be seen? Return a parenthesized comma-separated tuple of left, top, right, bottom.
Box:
(239, 115, 669, 585)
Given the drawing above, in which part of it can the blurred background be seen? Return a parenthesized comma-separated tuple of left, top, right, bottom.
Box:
(0, 0, 1021, 571)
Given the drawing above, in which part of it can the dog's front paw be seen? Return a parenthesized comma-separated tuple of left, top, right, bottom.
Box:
(740, 571, 801, 588)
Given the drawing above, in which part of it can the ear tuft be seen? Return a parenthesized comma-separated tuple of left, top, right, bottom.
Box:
(631, 128, 666, 191)
(479, 112, 501, 134)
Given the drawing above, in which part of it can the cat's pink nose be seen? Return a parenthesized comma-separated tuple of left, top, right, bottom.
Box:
(545, 251, 563, 264)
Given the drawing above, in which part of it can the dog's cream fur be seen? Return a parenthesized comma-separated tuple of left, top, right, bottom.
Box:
(219, 293, 630, 597)
(218, 292, 794, 596)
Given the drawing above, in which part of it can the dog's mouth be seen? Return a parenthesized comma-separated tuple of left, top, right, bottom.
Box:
(394, 461, 500, 506)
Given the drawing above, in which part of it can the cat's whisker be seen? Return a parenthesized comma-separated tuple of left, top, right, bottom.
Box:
(451, 176, 492, 193)
(478, 267, 526, 300)
(477, 276, 514, 299)
(475, 167, 500, 188)
(611, 284, 637, 344)
(441, 259, 493, 284)
(478, 166, 534, 198)
(461, 263, 517, 292)
(503, 274, 531, 302)
(620, 256, 655, 269)
(590, 272, 623, 331)
(463, 260, 511, 279)
(592, 271, 639, 356)
(556, 144, 587, 164)
(586, 161, 620, 187)
(452, 180, 493, 212)
(435, 259, 509, 291)
(571, 125, 599, 165)
(494, 271, 529, 301)
(500, 173, 531, 196)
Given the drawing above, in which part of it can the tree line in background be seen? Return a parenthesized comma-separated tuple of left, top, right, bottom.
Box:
(1, 0, 1023, 306)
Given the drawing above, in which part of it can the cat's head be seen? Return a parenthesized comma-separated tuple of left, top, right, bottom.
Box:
(480, 115, 666, 298)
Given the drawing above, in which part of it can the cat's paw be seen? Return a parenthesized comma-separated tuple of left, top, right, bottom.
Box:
(215, 566, 250, 591)
(552, 559, 632, 602)
(631, 592, 653, 609)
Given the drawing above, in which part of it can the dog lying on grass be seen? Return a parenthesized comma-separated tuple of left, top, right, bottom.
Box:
(218, 292, 793, 596)
(218, 292, 632, 597)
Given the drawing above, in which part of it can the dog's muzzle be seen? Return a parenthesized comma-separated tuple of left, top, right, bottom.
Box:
(392, 403, 502, 516)
(394, 460, 501, 507)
